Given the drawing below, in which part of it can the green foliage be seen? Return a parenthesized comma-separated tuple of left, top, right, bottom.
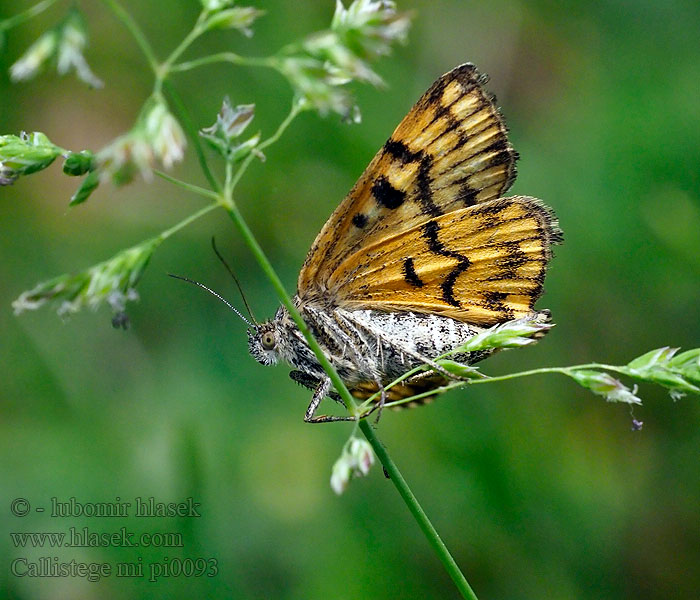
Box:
(0, 131, 62, 184)
(199, 98, 260, 162)
(9, 5, 102, 87)
(2, 1, 699, 600)
(12, 236, 162, 321)
(61, 149, 94, 176)
(330, 436, 374, 494)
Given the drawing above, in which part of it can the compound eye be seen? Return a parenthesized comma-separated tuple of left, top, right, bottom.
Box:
(261, 331, 275, 350)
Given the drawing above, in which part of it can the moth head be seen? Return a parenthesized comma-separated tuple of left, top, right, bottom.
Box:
(248, 321, 280, 366)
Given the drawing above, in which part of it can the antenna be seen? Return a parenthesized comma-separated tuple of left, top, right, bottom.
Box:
(210, 237, 258, 324)
(168, 273, 254, 329)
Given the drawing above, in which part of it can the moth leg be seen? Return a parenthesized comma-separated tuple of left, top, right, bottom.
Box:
(289, 370, 342, 404)
(373, 380, 387, 423)
(303, 376, 359, 424)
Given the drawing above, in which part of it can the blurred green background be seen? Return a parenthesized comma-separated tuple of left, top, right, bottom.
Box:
(2, 1, 699, 598)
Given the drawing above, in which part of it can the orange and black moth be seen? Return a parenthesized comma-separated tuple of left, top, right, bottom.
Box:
(247, 63, 562, 422)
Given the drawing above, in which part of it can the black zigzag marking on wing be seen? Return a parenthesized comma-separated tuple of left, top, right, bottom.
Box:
(421, 220, 471, 307)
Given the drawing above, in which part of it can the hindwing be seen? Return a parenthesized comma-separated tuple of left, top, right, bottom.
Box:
(329, 196, 560, 324)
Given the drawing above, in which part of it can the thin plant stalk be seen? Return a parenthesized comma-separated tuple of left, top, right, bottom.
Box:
(0, 0, 60, 31)
(161, 80, 221, 193)
(377, 363, 645, 410)
(101, 0, 159, 73)
(170, 52, 278, 73)
(359, 420, 479, 600)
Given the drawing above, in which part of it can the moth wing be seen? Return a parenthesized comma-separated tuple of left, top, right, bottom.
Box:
(298, 63, 518, 297)
(351, 372, 447, 406)
(327, 197, 561, 325)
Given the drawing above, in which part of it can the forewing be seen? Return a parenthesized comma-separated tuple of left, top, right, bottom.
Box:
(298, 63, 518, 297)
(327, 197, 562, 325)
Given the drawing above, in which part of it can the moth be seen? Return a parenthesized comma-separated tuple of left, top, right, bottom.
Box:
(247, 63, 562, 422)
